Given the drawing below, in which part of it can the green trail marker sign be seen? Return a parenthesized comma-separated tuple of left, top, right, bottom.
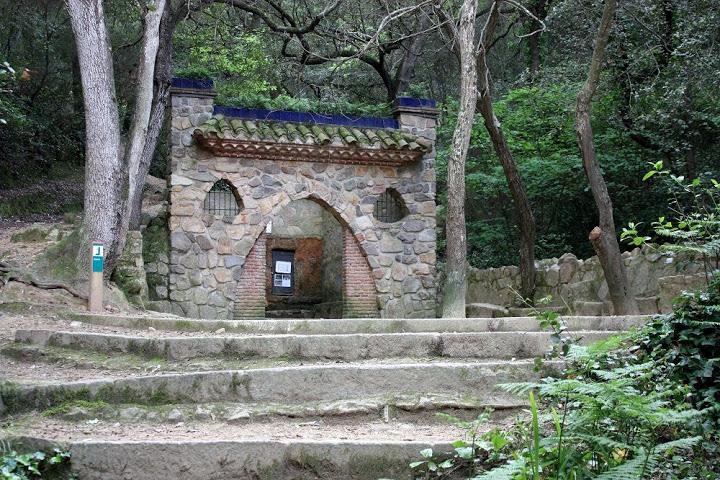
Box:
(92, 243, 104, 273)
(89, 242, 104, 312)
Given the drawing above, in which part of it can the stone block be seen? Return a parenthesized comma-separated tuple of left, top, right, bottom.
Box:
(380, 234, 403, 253)
(545, 265, 560, 287)
(193, 289, 209, 305)
(189, 270, 202, 286)
(182, 217, 206, 233)
(225, 255, 243, 268)
(196, 235, 214, 251)
(170, 232, 192, 252)
(214, 268, 232, 283)
(218, 236, 232, 255)
(402, 220, 425, 232)
(215, 160, 239, 173)
(208, 290, 228, 307)
(391, 263, 407, 281)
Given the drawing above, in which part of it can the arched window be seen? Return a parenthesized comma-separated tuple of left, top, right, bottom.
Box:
(203, 180, 243, 217)
(373, 188, 408, 223)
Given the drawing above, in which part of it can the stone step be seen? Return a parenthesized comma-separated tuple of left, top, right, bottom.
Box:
(67, 312, 648, 335)
(506, 306, 567, 317)
(15, 328, 619, 362)
(3, 360, 561, 414)
(465, 303, 509, 318)
(265, 308, 315, 319)
(9, 405, 521, 479)
(10, 434, 456, 480)
(40, 394, 523, 424)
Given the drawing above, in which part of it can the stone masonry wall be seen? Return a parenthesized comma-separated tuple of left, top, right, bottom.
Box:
(167, 90, 438, 319)
(467, 247, 713, 315)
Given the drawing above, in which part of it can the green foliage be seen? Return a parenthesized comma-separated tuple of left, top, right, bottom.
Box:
(409, 411, 516, 479)
(173, 7, 275, 99)
(0, 446, 73, 479)
(0, 192, 83, 219)
(635, 275, 720, 410)
(0, 3, 83, 189)
(622, 163, 720, 269)
(436, 83, 676, 268)
(409, 281, 720, 479)
(216, 92, 392, 117)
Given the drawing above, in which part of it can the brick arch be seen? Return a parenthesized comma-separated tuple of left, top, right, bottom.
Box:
(232, 192, 379, 319)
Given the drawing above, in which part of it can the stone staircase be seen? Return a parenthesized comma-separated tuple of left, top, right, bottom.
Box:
(1, 313, 647, 480)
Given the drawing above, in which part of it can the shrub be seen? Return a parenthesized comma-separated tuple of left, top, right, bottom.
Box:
(407, 281, 720, 479)
(0, 446, 73, 479)
(636, 274, 720, 411)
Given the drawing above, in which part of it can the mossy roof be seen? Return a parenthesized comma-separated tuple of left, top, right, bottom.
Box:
(194, 117, 430, 152)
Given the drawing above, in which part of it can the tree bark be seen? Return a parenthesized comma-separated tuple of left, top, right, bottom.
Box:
(120, 0, 167, 242)
(527, 0, 547, 77)
(128, 0, 175, 230)
(392, 15, 430, 98)
(441, 0, 478, 318)
(477, 0, 537, 303)
(575, 0, 638, 315)
(67, 0, 169, 279)
(66, 0, 125, 277)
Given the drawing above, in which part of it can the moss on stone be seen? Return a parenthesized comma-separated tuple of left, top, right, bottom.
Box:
(142, 217, 170, 265)
(10, 227, 48, 243)
(42, 399, 109, 418)
(35, 227, 80, 282)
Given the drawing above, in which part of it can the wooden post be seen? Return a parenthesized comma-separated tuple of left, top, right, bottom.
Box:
(89, 242, 104, 312)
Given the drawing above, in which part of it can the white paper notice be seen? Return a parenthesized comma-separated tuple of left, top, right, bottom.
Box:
(276, 261, 292, 273)
(281, 274, 291, 287)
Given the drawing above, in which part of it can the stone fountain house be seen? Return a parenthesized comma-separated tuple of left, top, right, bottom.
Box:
(165, 79, 439, 319)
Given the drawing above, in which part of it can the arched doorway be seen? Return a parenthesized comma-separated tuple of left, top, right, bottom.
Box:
(266, 198, 344, 318)
(232, 197, 379, 319)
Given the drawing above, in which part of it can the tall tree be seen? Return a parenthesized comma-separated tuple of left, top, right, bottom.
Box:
(124, 0, 168, 232)
(439, 0, 478, 318)
(128, 1, 181, 230)
(66, 0, 166, 276)
(526, 0, 548, 77)
(66, 0, 125, 276)
(575, 0, 638, 315)
(476, 0, 537, 302)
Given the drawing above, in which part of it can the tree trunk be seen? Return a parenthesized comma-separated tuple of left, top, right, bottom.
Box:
(120, 0, 167, 241)
(68, 0, 170, 279)
(527, 0, 547, 77)
(441, 0, 478, 318)
(392, 16, 430, 98)
(575, 0, 638, 315)
(67, 0, 124, 278)
(128, 0, 175, 230)
(477, 0, 537, 303)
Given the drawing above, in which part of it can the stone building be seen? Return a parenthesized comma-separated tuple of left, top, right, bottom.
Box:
(164, 78, 439, 319)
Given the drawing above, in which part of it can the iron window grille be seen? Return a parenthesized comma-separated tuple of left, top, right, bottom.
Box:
(203, 180, 243, 217)
(374, 189, 408, 223)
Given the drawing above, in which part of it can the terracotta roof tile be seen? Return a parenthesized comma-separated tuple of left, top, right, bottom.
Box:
(194, 117, 429, 152)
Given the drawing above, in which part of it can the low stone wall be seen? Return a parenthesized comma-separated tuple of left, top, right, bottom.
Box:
(467, 247, 714, 315)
